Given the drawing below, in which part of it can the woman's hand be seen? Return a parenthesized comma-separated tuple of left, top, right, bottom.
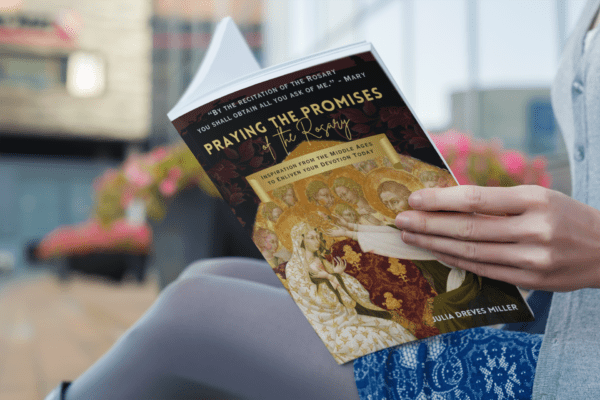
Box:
(395, 185, 600, 292)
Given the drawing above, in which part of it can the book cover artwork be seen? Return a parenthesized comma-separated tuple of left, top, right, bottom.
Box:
(172, 49, 533, 364)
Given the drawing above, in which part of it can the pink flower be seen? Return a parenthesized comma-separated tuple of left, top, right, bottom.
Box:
(452, 171, 470, 185)
(159, 179, 177, 197)
(539, 173, 552, 188)
(35, 217, 152, 259)
(450, 157, 468, 175)
(147, 147, 170, 164)
(429, 130, 553, 188)
(454, 133, 472, 157)
(167, 166, 183, 181)
(124, 162, 152, 188)
(500, 150, 526, 176)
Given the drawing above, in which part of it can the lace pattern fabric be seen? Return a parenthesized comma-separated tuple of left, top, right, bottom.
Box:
(354, 327, 542, 400)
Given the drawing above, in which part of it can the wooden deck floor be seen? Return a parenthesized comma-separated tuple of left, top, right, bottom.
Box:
(0, 273, 159, 400)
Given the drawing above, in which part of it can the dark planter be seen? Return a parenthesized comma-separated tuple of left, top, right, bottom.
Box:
(149, 187, 262, 290)
(27, 240, 148, 283)
(60, 252, 148, 282)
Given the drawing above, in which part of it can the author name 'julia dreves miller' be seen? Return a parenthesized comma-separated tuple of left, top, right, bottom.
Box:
(433, 304, 520, 323)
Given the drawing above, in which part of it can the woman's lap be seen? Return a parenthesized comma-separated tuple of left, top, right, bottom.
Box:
(354, 327, 543, 400)
(61, 257, 359, 400)
(55, 257, 542, 400)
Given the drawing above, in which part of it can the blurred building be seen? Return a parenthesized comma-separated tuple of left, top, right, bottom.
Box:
(0, 2, 152, 141)
(150, 0, 263, 146)
(0, 0, 152, 275)
(0, 0, 263, 275)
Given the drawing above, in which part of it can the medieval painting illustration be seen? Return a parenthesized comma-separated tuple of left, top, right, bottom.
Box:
(247, 137, 513, 364)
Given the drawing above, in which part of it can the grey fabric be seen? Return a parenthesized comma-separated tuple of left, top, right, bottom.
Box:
(44, 385, 62, 400)
(533, 0, 600, 398)
(59, 257, 358, 400)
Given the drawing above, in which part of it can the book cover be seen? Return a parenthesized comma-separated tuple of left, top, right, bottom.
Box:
(170, 37, 533, 364)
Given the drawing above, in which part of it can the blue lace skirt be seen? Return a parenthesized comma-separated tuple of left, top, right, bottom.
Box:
(354, 327, 543, 400)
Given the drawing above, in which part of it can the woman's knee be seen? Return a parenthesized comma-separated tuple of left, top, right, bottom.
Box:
(124, 277, 217, 361)
(176, 257, 282, 287)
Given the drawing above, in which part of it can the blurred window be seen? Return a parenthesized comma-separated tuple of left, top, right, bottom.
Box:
(528, 99, 558, 155)
(0, 52, 67, 91)
(149, 11, 263, 145)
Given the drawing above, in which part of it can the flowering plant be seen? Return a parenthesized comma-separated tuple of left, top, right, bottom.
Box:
(93, 144, 220, 225)
(36, 218, 153, 260)
(36, 145, 219, 260)
(430, 131, 552, 188)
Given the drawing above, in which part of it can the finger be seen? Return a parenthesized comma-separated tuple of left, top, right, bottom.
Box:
(401, 231, 550, 270)
(396, 211, 519, 242)
(408, 185, 547, 214)
(428, 250, 546, 290)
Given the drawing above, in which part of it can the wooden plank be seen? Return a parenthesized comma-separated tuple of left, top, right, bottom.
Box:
(0, 274, 158, 399)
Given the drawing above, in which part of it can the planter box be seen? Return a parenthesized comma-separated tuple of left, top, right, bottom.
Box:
(149, 188, 262, 289)
(60, 252, 148, 282)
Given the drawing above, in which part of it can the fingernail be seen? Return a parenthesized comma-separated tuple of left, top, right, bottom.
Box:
(409, 193, 422, 208)
(395, 215, 410, 228)
(402, 231, 415, 243)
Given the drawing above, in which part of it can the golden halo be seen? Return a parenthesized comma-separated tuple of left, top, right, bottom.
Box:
(363, 167, 424, 219)
(327, 165, 366, 201)
(294, 174, 339, 209)
(274, 206, 309, 251)
(273, 203, 334, 251)
(305, 204, 335, 231)
(411, 162, 455, 187)
(257, 201, 283, 222)
(270, 184, 297, 210)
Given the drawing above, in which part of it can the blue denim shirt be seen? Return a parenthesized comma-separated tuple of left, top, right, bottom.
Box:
(533, 0, 600, 398)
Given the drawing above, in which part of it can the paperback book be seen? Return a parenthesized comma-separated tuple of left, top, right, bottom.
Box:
(168, 18, 534, 364)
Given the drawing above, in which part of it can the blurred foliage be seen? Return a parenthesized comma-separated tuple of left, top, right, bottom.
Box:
(431, 131, 552, 188)
(93, 144, 220, 226)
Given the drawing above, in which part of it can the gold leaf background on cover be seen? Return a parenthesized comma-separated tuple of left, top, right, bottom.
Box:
(362, 168, 424, 219)
(248, 134, 458, 361)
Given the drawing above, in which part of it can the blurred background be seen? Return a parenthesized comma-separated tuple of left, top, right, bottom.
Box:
(0, 0, 585, 398)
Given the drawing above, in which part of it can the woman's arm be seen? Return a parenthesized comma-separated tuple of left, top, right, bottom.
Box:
(395, 185, 600, 291)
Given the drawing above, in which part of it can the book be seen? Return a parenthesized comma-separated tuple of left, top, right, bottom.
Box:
(168, 17, 534, 364)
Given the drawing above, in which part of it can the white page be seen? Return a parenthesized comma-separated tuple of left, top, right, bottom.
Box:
(169, 41, 372, 121)
(168, 17, 261, 120)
